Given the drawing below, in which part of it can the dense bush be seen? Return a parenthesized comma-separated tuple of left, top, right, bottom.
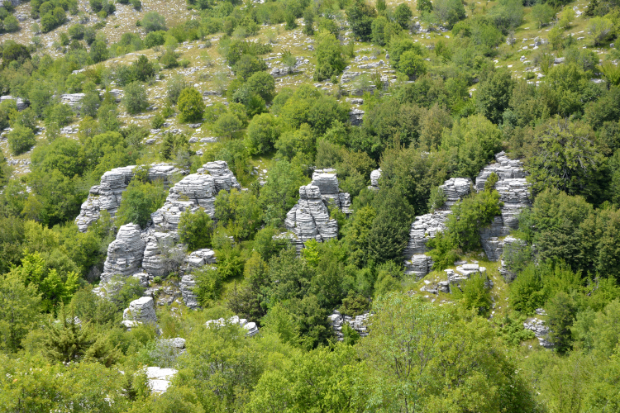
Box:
(177, 88, 206, 123)
(7, 126, 36, 156)
(179, 208, 213, 251)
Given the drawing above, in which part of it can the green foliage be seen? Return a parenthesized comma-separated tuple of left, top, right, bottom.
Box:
(7, 125, 36, 155)
(476, 69, 514, 124)
(314, 32, 347, 81)
(0, 272, 41, 352)
(214, 189, 262, 241)
(123, 81, 149, 115)
(527, 118, 605, 202)
(432, 0, 466, 28)
(142, 11, 166, 32)
(458, 274, 492, 316)
(394, 3, 413, 29)
(177, 87, 205, 123)
(116, 178, 167, 229)
(346, 0, 376, 41)
(179, 208, 213, 251)
(367, 187, 415, 263)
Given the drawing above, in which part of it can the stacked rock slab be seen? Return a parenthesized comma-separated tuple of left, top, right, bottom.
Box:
(285, 185, 339, 251)
(122, 296, 157, 328)
(146, 367, 177, 394)
(60, 93, 86, 110)
(101, 224, 146, 284)
(310, 169, 352, 214)
(328, 311, 370, 341)
(475, 152, 531, 261)
(75, 164, 181, 232)
(402, 177, 472, 278)
(180, 249, 216, 309)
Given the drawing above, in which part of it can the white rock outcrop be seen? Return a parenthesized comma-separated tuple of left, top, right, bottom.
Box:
(122, 296, 157, 327)
(328, 311, 370, 341)
(94, 161, 240, 291)
(146, 367, 177, 394)
(369, 169, 381, 190)
(205, 315, 259, 336)
(524, 318, 554, 348)
(285, 185, 339, 251)
(60, 93, 86, 110)
(75, 164, 181, 232)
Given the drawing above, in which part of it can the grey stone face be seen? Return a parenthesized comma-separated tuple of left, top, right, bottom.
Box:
(122, 296, 157, 326)
(328, 310, 371, 341)
(475, 152, 531, 261)
(310, 169, 352, 214)
(180, 249, 216, 309)
(369, 169, 381, 190)
(0, 95, 27, 111)
(60, 93, 86, 110)
(284, 184, 339, 251)
(101, 224, 146, 283)
(438, 177, 472, 209)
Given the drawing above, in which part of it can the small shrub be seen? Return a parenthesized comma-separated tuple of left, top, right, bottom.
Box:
(122, 81, 149, 114)
(8, 125, 36, 155)
(179, 208, 214, 251)
(177, 88, 205, 123)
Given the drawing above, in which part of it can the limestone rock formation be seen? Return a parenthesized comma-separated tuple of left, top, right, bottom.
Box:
(285, 185, 339, 250)
(75, 164, 181, 232)
(328, 311, 370, 341)
(60, 93, 86, 110)
(476, 152, 531, 261)
(524, 318, 554, 348)
(0, 95, 27, 111)
(146, 367, 177, 394)
(101, 224, 146, 283)
(141, 232, 184, 278)
(205, 315, 259, 336)
(310, 169, 352, 214)
(94, 161, 240, 292)
(150, 174, 215, 231)
(199, 160, 242, 193)
(349, 108, 364, 126)
(369, 169, 381, 190)
(180, 249, 217, 309)
(402, 210, 451, 277)
(438, 178, 472, 209)
(122, 296, 157, 327)
(499, 236, 528, 282)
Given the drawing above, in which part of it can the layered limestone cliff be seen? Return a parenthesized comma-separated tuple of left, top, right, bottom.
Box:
(75, 164, 182, 232)
(96, 162, 240, 300)
(310, 169, 352, 214)
(284, 185, 339, 251)
(475, 152, 531, 261)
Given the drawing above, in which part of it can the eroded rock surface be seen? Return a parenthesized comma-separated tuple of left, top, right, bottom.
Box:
(285, 185, 338, 250)
(524, 318, 554, 348)
(180, 249, 216, 309)
(122, 296, 157, 327)
(369, 169, 381, 190)
(310, 169, 352, 214)
(476, 152, 531, 261)
(205, 315, 259, 336)
(439, 178, 472, 209)
(101, 224, 146, 283)
(328, 311, 370, 341)
(146, 367, 177, 394)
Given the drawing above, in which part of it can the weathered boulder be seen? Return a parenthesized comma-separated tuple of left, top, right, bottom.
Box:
(310, 169, 352, 214)
(328, 310, 370, 341)
(75, 164, 181, 232)
(122, 296, 157, 327)
(101, 224, 146, 283)
(285, 185, 339, 250)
